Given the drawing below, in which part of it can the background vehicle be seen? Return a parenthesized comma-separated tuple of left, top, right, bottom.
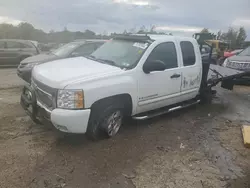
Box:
(223, 46, 250, 84)
(20, 34, 246, 140)
(205, 40, 229, 57)
(224, 49, 243, 58)
(0, 39, 40, 67)
(193, 33, 229, 65)
(17, 40, 106, 83)
(201, 45, 217, 64)
(215, 49, 244, 65)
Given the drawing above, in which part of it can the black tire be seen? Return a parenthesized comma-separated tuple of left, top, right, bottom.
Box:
(87, 100, 124, 141)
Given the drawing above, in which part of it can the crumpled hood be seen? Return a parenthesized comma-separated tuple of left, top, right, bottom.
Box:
(32, 57, 123, 88)
(21, 53, 58, 64)
(228, 55, 250, 62)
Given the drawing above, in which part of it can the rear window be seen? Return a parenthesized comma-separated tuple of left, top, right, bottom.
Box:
(6, 41, 21, 48)
(20, 43, 33, 48)
(0, 41, 5, 48)
(180, 41, 196, 66)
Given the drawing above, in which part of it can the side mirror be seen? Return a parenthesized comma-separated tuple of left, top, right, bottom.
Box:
(143, 60, 166, 74)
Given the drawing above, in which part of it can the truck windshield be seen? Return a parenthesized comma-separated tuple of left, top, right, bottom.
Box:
(90, 39, 149, 68)
(52, 43, 79, 57)
(238, 47, 250, 56)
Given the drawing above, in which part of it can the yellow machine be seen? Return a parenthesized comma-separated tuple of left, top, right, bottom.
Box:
(205, 40, 229, 58)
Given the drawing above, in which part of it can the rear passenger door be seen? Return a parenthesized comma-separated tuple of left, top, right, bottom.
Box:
(178, 41, 202, 101)
(137, 42, 182, 114)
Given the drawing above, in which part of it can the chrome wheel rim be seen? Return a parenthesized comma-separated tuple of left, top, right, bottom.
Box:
(107, 110, 122, 137)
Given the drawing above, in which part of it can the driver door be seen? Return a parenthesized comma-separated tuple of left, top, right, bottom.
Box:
(137, 42, 182, 114)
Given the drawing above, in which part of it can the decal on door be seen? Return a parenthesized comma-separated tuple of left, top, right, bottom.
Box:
(183, 77, 188, 88)
(182, 72, 202, 89)
(189, 74, 201, 86)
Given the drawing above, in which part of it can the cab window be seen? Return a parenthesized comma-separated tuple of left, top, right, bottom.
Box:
(6, 41, 21, 48)
(180, 41, 196, 66)
(146, 42, 178, 69)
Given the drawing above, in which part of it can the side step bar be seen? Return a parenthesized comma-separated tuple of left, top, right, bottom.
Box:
(133, 99, 200, 120)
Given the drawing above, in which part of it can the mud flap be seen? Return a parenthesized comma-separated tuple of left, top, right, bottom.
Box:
(221, 79, 234, 90)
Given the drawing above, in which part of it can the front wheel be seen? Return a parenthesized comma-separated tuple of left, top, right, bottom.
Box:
(87, 103, 124, 140)
(104, 110, 123, 137)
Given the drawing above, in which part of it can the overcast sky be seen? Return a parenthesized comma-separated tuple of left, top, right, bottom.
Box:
(0, 0, 249, 39)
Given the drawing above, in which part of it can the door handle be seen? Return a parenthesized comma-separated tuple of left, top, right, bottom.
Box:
(170, 73, 181, 79)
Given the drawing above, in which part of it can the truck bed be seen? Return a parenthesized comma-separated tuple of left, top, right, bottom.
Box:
(207, 64, 244, 83)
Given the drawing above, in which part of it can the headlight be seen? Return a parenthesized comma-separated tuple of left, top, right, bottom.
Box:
(222, 59, 229, 67)
(57, 89, 84, 109)
(25, 63, 39, 68)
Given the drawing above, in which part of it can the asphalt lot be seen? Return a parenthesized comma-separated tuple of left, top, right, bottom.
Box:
(0, 68, 250, 188)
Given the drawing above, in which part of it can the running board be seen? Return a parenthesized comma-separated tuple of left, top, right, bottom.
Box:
(133, 99, 200, 120)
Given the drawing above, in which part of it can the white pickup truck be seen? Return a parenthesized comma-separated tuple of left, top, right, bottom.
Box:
(20, 34, 242, 140)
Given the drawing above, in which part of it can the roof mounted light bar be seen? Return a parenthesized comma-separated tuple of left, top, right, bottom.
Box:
(112, 34, 153, 42)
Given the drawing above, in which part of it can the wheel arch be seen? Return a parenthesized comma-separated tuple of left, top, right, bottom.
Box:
(90, 93, 133, 116)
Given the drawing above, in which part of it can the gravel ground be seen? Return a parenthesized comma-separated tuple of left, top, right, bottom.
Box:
(0, 68, 25, 89)
(0, 69, 250, 188)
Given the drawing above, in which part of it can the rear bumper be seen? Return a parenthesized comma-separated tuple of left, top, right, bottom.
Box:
(20, 85, 91, 134)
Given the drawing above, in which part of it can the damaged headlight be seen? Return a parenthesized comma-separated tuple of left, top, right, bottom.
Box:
(57, 89, 84, 109)
(25, 62, 40, 68)
(222, 59, 229, 67)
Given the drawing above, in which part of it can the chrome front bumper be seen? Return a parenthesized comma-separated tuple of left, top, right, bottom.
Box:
(20, 85, 91, 133)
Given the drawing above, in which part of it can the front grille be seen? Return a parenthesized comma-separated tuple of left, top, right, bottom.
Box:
(227, 61, 250, 70)
(31, 78, 57, 110)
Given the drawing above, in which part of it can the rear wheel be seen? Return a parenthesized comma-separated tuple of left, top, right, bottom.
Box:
(87, 101, 124, 140)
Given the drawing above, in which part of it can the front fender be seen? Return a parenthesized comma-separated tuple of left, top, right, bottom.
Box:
(66, 74, 138, 115)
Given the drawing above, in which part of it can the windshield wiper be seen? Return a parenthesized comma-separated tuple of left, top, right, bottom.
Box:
(88, 55, 96, 58)
(84, 56, 122, 68)
(84, 55, 96, 60)
(97, 58, 117, 66)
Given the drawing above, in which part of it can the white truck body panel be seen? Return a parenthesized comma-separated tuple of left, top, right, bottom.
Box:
(32, 57, 123, 89)
(30, 35, 203, 133)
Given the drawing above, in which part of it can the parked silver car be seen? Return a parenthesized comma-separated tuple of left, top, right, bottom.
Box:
(0, 39, 40, 67)
(223, 46, 250, 84)
(17, 40, 106, 83)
